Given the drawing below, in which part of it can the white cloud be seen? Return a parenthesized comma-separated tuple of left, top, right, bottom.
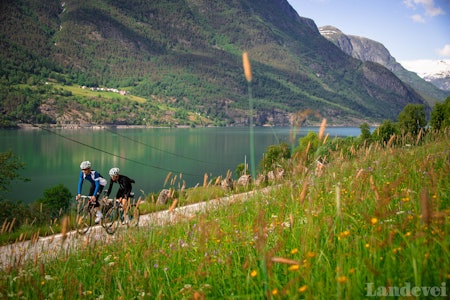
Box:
(403, 0, 445, 22)
(411, 14, 426, 22)
(421, 0, 445, 17)
(437, 44, 450, 57)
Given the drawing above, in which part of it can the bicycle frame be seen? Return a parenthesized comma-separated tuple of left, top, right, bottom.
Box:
(101, 197, 121, 235)
(101, 196, 140, 234)
(75, 195, 96, 235)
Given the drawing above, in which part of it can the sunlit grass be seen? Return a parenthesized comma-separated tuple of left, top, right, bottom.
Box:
(1, 131, 449, 299)
(54, 84, 148, 103)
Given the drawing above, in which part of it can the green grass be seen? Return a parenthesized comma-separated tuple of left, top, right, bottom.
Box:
(54, 84, 148, 103)
(1, 132, 449, 299)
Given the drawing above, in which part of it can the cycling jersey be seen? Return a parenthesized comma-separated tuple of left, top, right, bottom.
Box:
(78, 170, 107, 196)
(106, 174, 135, 199)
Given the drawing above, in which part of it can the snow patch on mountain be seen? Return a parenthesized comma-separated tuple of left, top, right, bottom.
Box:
(399, 59, 450, 79)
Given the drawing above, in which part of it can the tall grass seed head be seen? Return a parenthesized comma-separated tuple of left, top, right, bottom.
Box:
(242, 52, 252, 82)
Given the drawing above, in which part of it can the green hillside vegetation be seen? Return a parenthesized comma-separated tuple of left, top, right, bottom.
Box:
(0, 0, 433, 127)
(1, 120, 449, 298)
(0, 82, 214, 127)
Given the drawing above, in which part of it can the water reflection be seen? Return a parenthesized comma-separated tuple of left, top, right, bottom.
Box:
(0, 127, 361, 203)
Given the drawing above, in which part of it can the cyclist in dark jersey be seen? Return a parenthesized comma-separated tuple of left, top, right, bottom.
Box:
(106, 167, 135, 201)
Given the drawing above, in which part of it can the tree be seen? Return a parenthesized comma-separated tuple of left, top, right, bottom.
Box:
(260, 143, 291, 172)
(294, 131, 319, 163)
(374, 120, 399, 145)
(34, 184, 72, 219)
(397, 104, 427, 137)
(430, 97, 450, 131)
(0, 199, 31, 231)
(0, 150, 28, 195)
(358, 122, 372, 144)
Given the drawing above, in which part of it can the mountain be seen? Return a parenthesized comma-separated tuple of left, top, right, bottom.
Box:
(400, 60, 450, 92)
(318, 25, 449, 106)
(0, 0, 430, 127)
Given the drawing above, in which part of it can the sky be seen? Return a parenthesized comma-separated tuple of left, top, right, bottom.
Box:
(287, 0, 450, 67)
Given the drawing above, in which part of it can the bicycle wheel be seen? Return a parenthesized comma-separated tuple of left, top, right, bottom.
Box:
(126, 199, 140, 227)
(102, 206, 120, 235)
(76, 199, 93, 235)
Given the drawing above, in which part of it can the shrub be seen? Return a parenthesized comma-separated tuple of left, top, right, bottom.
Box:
(33, 184, 72, 221)
(260, 142, 290, 172)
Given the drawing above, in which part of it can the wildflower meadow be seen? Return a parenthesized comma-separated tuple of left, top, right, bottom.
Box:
(0, 129, 449, 299)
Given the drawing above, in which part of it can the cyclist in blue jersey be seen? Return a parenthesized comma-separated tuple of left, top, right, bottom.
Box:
(77, 161, 107, 223)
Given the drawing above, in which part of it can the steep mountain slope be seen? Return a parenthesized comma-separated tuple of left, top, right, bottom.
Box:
(319, 25, 448, 106)
(0, 0, 429, 126)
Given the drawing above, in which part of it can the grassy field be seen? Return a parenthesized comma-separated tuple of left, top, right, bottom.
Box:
(56, 84, 148, 104)
(1, 131, 449, 299)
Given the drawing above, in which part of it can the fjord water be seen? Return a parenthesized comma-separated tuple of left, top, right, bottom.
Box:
(0, 126, 360, 204)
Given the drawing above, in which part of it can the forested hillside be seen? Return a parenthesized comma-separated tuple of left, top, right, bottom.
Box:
(0, 0, 429, 127)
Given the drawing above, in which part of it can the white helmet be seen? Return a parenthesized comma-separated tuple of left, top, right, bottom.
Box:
(80, 161, 91, 170)
(109, 167, 120, 177)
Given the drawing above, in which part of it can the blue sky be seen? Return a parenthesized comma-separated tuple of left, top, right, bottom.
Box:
(287, 0, 450, 62)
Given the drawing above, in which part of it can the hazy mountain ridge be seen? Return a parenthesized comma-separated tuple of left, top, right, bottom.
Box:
(0, 0, 430, 127)
(318, 25, 449, 105)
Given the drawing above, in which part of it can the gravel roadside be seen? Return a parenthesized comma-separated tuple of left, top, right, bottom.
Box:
(0, 187, 270, 270)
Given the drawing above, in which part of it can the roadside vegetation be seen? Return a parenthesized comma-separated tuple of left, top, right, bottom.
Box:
(0, 99, 449, 298)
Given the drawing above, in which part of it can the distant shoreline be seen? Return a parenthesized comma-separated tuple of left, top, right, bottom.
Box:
(14, 122, 371, 130)
(16, 123, 194, 130)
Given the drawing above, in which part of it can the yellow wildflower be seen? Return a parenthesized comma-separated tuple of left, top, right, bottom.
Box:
(337, 276, 347, 283)
(338, 230, 350, 240)
(371, 217, 378, 225)
(298, 285, 307, 293)
(288, 264, 300, 271)
(306, 252, 316, 258)
(251, 270, 257, 277)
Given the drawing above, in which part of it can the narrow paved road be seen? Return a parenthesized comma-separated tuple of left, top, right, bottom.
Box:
(0, 188, 268, 270)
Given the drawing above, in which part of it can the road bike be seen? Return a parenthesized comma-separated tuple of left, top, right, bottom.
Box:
(101, 197, 120, 235)
(101, 193, 140, 235)
(75, 195, 96, 235)
(124, 195, 140, 228)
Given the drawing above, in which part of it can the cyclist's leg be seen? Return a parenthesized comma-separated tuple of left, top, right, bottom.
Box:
(116, 188, 126, 201)
(96, 185, 105, 198)
(116, 189, 129, 208)
(93, 185, 105, 222)
(89, 184, 95, 197)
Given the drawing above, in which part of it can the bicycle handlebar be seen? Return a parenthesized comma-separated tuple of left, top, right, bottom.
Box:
(76, 195, 95, 203)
